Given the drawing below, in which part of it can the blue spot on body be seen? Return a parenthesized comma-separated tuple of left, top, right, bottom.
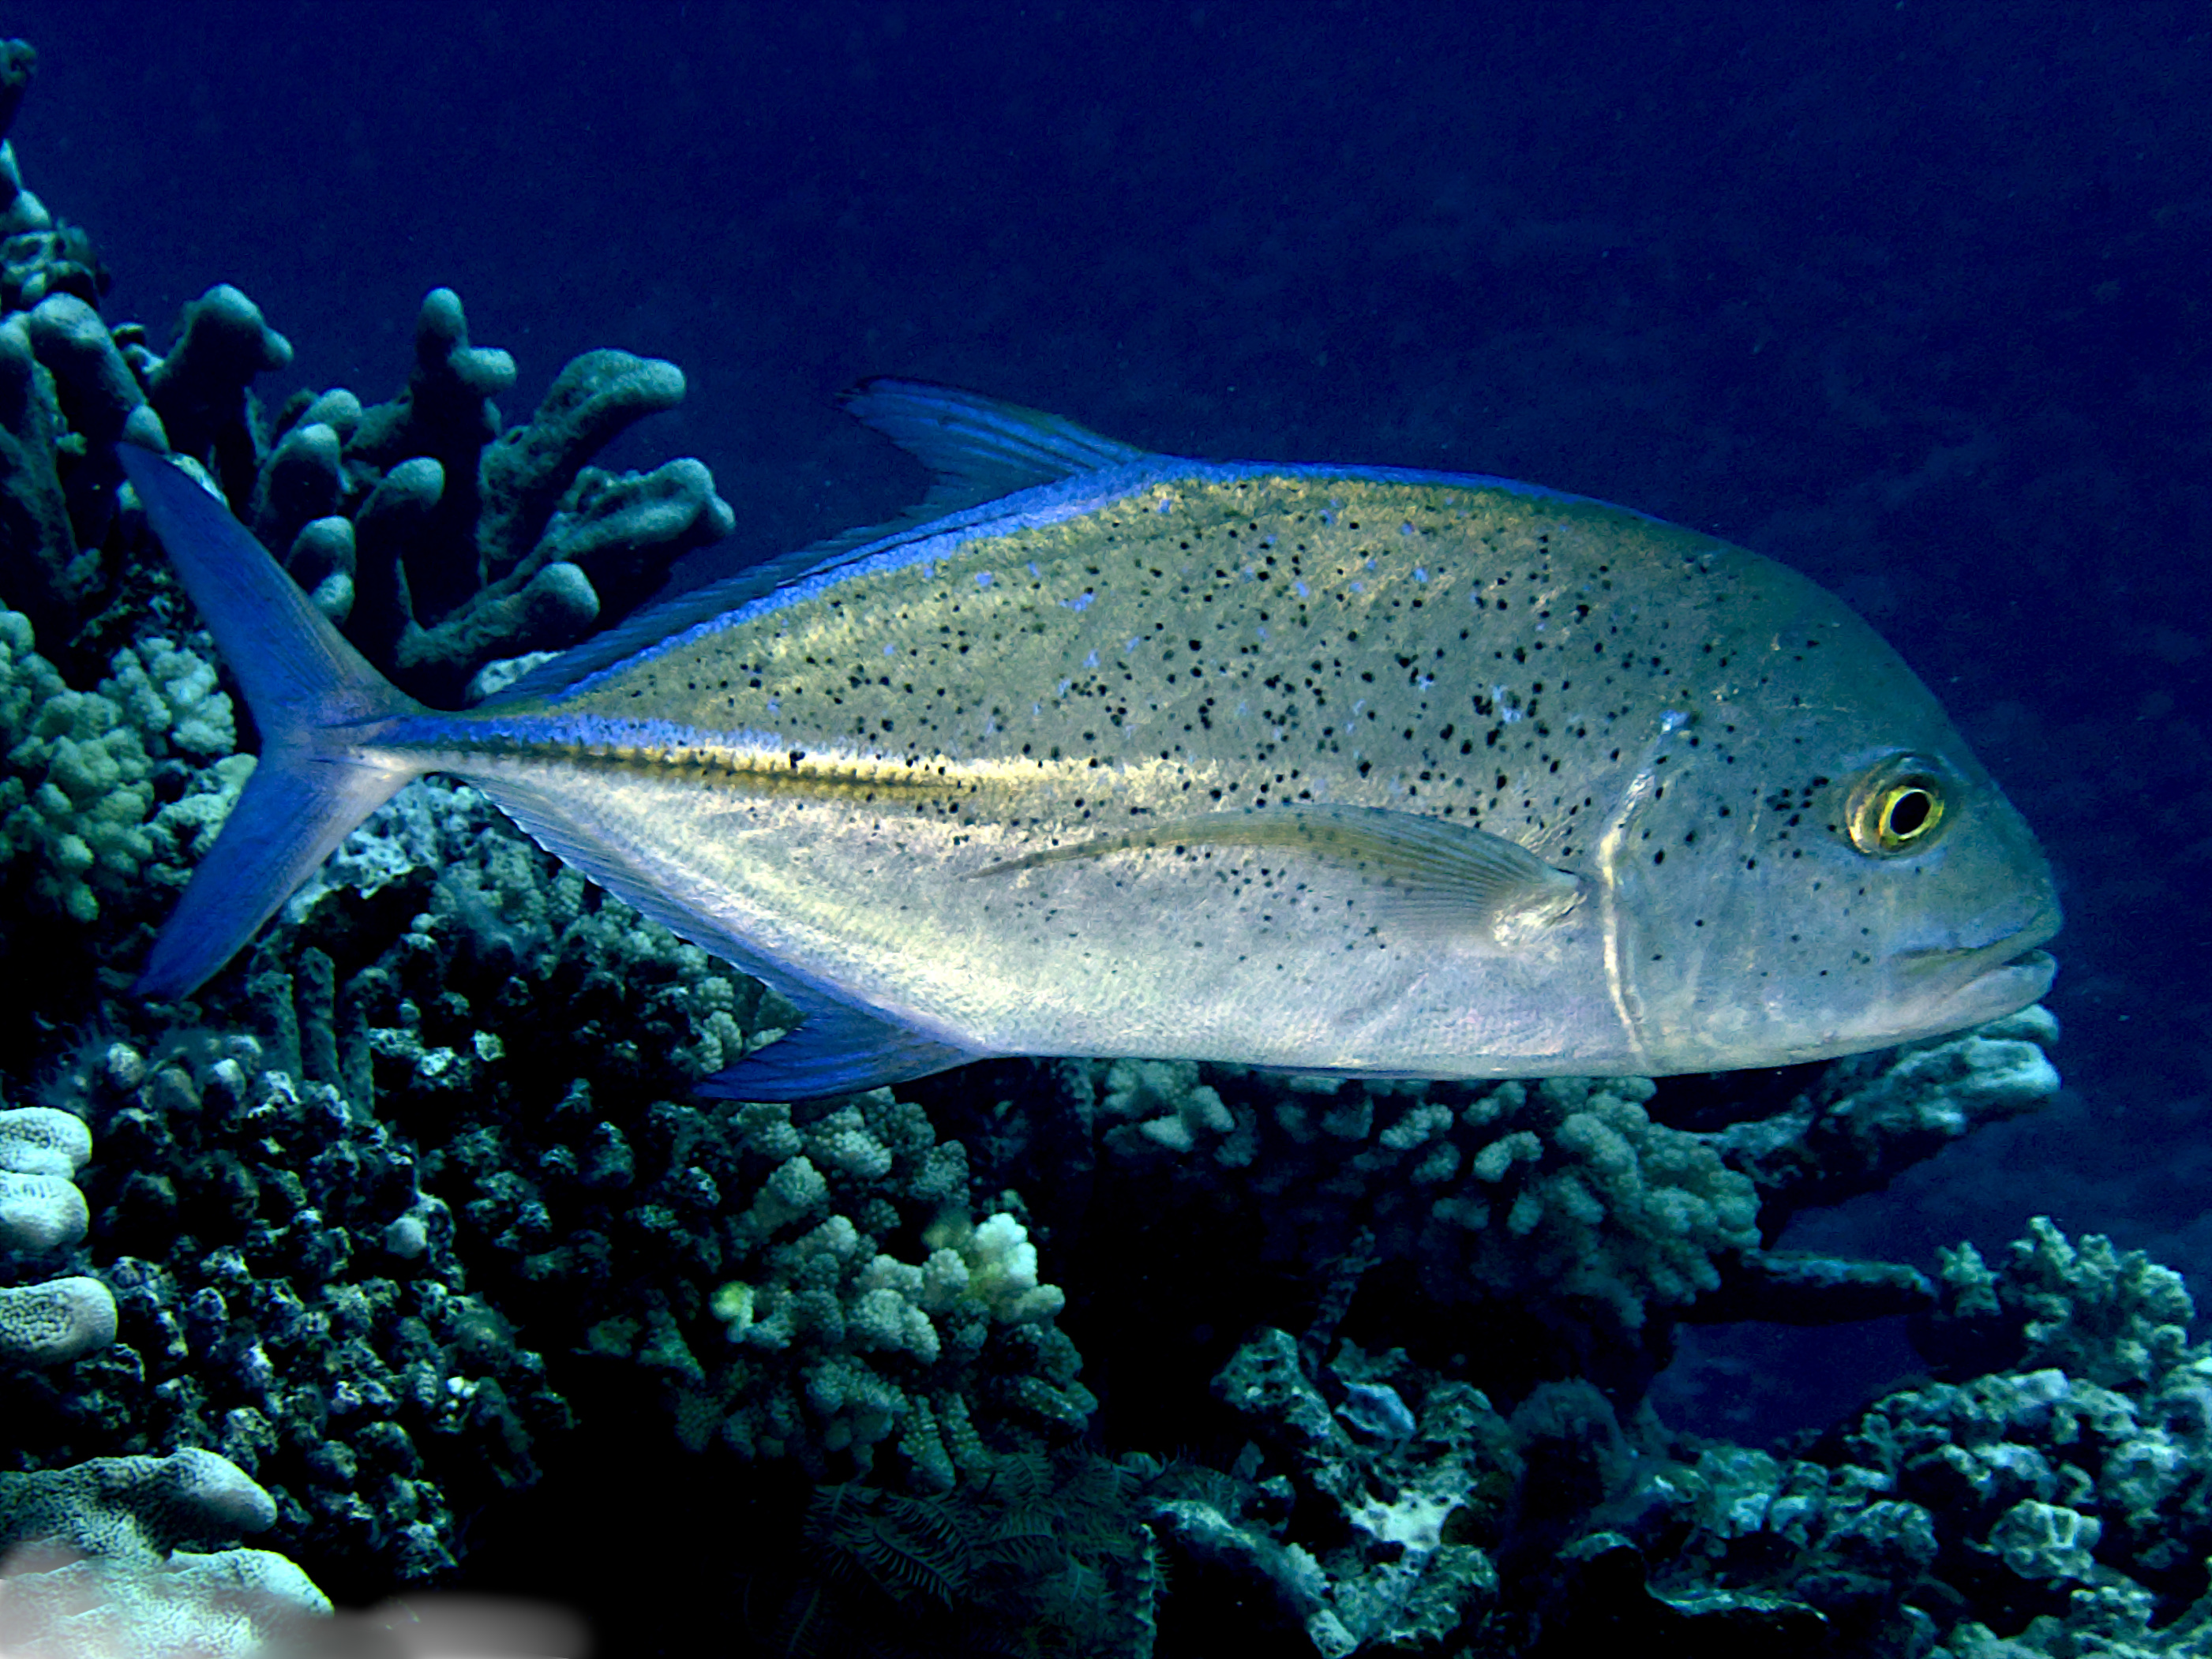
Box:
(976, 571, 994, 587)
(883, 644, 897, 656)
(1126, 637, 1142, 653)
(1027, 562, 1042, 579)
(1295, 581, 1310, 598)
(1414, 567, 1428, 582)
(1400, 522, 1415, 537)
(1085, 650, 1100, 668)
(1063, 591, 1095, 612)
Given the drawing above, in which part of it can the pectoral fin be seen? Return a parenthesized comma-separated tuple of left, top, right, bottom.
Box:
(977, 803, 1584, 949)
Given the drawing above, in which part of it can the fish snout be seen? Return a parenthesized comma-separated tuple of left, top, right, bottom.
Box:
(1894, 893, 2062, 1028)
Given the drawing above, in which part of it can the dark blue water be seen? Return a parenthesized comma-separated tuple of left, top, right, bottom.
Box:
(14, 2, 2209, 1648)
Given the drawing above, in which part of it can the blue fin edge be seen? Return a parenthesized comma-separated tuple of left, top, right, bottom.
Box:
(120, 444, 428, 998)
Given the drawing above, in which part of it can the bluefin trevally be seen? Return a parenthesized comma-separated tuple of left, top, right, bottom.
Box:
(118, 382, 2058, 1099)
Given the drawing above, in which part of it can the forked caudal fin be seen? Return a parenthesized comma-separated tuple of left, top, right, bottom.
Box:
(118, 444, 429, 998)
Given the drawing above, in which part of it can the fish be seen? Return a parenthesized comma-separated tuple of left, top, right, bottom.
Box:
(118, 381, 2060, 1099)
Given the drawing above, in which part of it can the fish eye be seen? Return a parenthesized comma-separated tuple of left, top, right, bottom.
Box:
(1846, 755, 1948, 856)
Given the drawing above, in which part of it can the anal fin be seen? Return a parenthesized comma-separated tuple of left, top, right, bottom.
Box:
(699, 997, 989, 1101)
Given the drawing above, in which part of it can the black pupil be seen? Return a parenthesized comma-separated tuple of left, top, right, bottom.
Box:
(1887, 788, 1932, 837)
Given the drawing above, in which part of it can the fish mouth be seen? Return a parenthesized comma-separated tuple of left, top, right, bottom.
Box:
(1966, 944, 2057, 999)
(1899, 912, 2060, 1025)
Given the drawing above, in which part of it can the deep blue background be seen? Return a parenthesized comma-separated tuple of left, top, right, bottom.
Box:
(13, 2, 2209, 1417)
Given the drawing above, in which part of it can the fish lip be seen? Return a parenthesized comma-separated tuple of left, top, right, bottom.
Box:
(1975, 945, 2056, 993)
(1924, 942, 2058, 1027)
(1897, 903, 2062, 978)
(1888, 901, 2060, 1030)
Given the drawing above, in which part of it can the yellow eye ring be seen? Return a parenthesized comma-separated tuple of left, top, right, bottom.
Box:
(1846, 758, 1948, 856)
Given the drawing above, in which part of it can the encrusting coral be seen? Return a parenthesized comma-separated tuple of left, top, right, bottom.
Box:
(0, 1447, 330, 1658)
(0, 1103, 111, 1369)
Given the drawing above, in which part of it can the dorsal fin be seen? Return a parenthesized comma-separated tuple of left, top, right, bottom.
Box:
(485, 382, 1156, 709)
(841, 378, 1149, 511)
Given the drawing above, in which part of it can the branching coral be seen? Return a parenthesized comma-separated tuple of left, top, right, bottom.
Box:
(1057, 1058, 1761, 1339)
(231, 286, 732, 704)
(1604, 1220, 2212, 1659)
(0, 604, 248, 925)
(32, 1028, 558, 1599)
(637, 1088, 1093, 1489)
(1707, 1006, 2063, 1227)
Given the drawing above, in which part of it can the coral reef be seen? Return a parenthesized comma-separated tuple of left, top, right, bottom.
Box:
(32, 1026, 557, 1599)
(249, 286, 734, 704)
(0, 1448, 329, 1657)
(0, 603, 247, 927)
(0, 1104, 111, 1367)
(0, 37, 2191, 1659)
(1052, 1057, 1763, 1346)
(1573, 1219, 2212, 1659)
(1173, 1328, 1511, 1656)
(0, 1064, 329, 1657)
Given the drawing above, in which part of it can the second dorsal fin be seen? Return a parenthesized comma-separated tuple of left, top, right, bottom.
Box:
(841, 378, 1152, 511)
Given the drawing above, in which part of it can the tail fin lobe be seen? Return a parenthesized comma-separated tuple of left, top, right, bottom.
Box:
(118, 444, 426, 998)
